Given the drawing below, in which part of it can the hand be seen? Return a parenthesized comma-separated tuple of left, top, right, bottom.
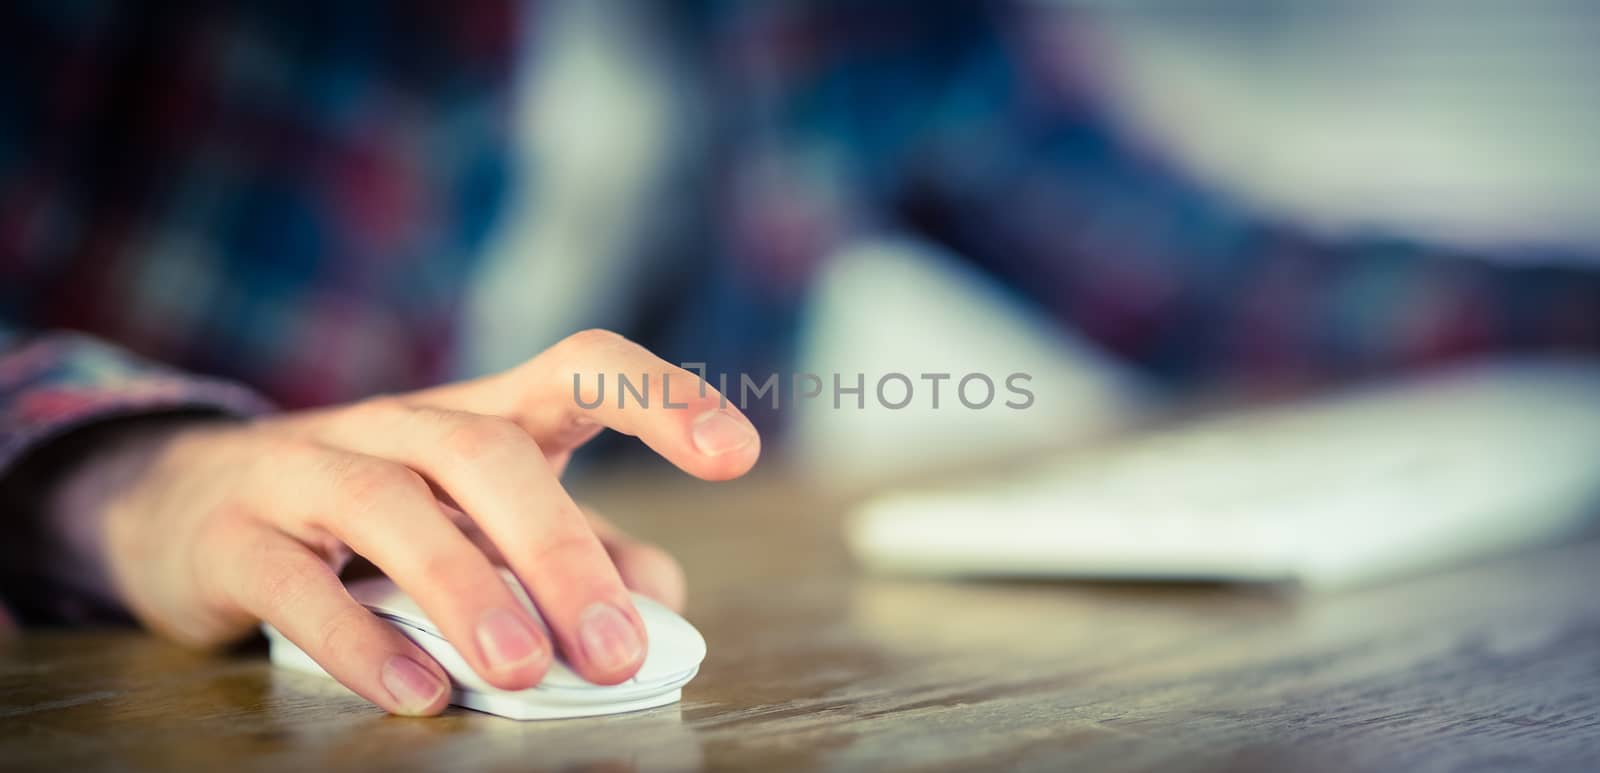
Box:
(50, 330, 759, 715)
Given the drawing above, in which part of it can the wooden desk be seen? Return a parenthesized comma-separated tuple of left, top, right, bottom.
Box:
(3, 468, 1598, 771)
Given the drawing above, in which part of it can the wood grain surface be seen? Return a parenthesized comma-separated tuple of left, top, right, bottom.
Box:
(2, 467, 1598, 772)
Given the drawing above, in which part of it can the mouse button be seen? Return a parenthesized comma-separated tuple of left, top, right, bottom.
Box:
(347, 578, 441, 634)
(629, 595, 708, 681)
(533, 658, 591, 688)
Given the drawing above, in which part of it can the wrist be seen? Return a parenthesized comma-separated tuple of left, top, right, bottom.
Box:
(5, 414, 232, 617)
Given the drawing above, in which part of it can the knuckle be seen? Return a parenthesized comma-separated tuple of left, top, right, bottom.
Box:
(550, 410, 601, 445)
(547, 329, 627, 370)
(531, 329, 638, 404)
(562, 328, 627, 352)
(325, 456, 426, 520)
(408, 549, 474, 593)
(193, 503, 255, 561)
(439, 413, 527, 464)
(527, 528, 601, 569)
(246, 552, 319, 619)
(206, 492, 258, 527)
(255, 435, 327, 472)
(316, 605, 374, 658)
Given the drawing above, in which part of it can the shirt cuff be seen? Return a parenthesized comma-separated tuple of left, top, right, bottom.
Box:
(0, 332, 277, 476)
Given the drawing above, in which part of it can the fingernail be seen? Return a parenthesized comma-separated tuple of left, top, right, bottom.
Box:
(692, 410, 757, 456)
(477, 608, 543, 671)
(578, 602, 644, 672)
(381, 655, 445, 715)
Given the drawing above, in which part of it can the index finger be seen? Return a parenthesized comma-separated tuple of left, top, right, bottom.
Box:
(413, 330, 762, 481)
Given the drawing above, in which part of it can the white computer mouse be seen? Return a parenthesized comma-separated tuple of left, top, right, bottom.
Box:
(264, 569, 707, 719)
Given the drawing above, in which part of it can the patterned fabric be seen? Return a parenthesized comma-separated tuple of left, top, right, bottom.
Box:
(0, 329, 272, 474)
(679, 1, 1600, 397)
(0, 0, 518, 414)
(3, 0, 1599, 477)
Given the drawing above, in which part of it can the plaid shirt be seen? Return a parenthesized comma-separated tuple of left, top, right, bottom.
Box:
(4, 0, 1600, 479)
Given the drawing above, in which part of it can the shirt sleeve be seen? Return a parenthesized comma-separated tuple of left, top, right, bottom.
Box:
(0, 328, 277, 476)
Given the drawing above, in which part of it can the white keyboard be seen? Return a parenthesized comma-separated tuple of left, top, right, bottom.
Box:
(847, 360, 1600, 589)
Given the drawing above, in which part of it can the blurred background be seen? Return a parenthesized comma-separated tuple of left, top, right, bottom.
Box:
(458, 0, 1600, 486)
(3, 0, 1599, 491)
